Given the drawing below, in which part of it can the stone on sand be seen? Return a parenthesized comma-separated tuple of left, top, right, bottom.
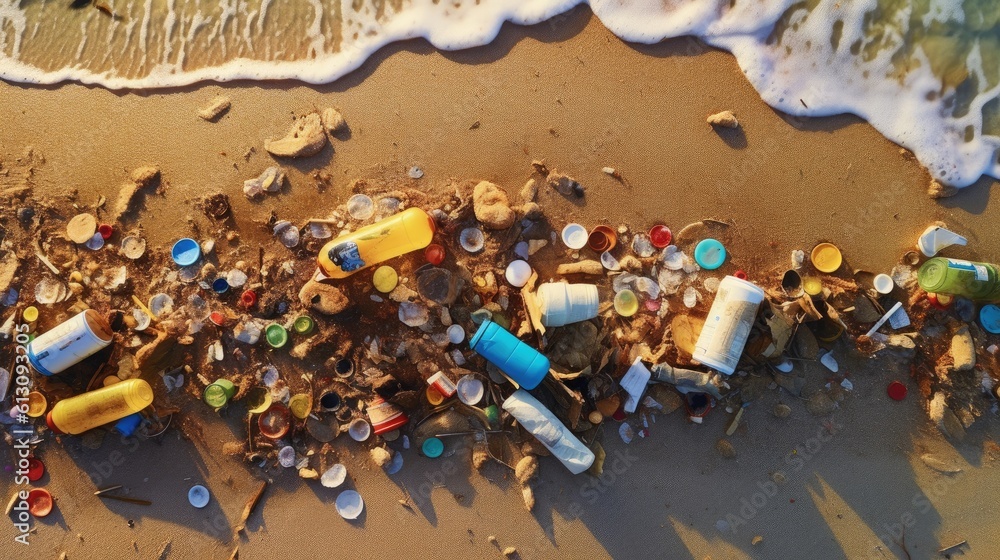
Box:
(514, 455, 538, 485)
(198, 96, 231, 121)
(806, 391, 836, 415)
(243, 166, 286, 199)
(772, 403, 792, 418)
(950, 326, 975, 371)
(556, 260, 604, 276)
(716, 438, 737, 459)
(321, 107, 347, 134)
(520, 178, 538, 202)
(66, 213, 97, 244)
(472, 181, 515, 230)
(546, 170, 583, 197)
(265, 113, 327, 158)
(298, 280, 349, 315)
(707, 110, 740, 128)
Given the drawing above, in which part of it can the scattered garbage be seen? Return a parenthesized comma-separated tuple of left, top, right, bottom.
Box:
(26, 310, 113, 375)
(335, 490, 364, 520)
(692, 276, 765, 375)
(917, 224, 967, 257)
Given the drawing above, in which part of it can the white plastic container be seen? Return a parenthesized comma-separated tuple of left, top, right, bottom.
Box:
(502, 390, 595, 475)
(27, 310, 113, 376)
(692, 276, 765, 375)
(536, 283, 599, 327)
(917, 225, 967, 257)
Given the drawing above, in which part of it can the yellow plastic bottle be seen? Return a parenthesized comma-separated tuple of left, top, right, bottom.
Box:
(46, 378, 154, 435)
(315, 207, 436, 279)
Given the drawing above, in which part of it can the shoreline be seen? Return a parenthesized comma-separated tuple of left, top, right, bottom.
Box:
(2, 7, 1000, 560)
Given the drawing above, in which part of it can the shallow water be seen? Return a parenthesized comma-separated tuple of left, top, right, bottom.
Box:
(0, 0, 997, 187)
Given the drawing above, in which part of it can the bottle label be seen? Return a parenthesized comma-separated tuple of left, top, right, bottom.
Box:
(327, 241, 366, 272)
(945, 259, 989, 281)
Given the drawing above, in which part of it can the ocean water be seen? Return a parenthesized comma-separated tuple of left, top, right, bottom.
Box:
(0, 0, 998, 188)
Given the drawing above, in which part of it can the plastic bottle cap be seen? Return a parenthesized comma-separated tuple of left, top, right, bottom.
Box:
(98, 224, 113, 240)
(293, 315, 315, 335)
(373, 266, 399, 293)
(335, 490, 365, 520)
(23, 306, 39, 323)
(873, 274, 895, 294)
(265, 324, 288, 348)
(425, 244, 446, 265)
(614, 290, 639, 317)
(27, 488, 53, 517)
(588, 229, 611, 252)
(348, 418, 371, 442)
(258, 404, 291, 439)
(810, 243, 843, 273)
(649, 225, 672, 248)
(289, 394, 313, 419)
(171, 238, 201, 266)
(505, 260, 532, 288)
(694, 239, 727, 270)
(203, 383, 231, 408)
(26, 391, 47, 417)
(980, 304, 1000, 334)
(887, 381, 907, 401)
(212, 278, 230, 294)
(426, 385, 445, 406)
(208, 312, 227, 327)
(561, 223, 588, 250)
(239, 290, 256, 308)
(27, 458, 45, 482)
(802, 276, 823, 295)
(422, 437, 445, 458)
(188, 485, 210, 508)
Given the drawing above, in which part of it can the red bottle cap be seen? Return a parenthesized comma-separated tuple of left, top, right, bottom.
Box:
(734, 270, 748, 280)
(425, 244, 445, 266)
(887, 381, 907, 401)
(649, 225, 672, 248)
(209, 312, 227, 327)
(98, 224, 113, 240)
(240, 290, 257, 308)
(27, 458, 45, 482)
(46, 411, 64, 434)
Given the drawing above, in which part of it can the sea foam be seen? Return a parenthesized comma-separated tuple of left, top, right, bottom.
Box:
(0, 0, 997, 188)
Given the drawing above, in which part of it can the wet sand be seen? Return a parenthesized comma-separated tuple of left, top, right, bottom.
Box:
(2, 6, 999, 559)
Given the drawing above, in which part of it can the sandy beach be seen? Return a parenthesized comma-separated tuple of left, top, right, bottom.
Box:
(2, 6, 1000, 560)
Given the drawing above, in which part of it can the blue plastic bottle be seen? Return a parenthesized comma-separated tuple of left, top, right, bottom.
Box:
(469, 320, 549, 390)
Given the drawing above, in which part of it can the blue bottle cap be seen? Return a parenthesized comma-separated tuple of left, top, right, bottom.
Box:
(422, 437, 444, 458)
(980, 304, 1000, 334)
(114, 413, 143, 437)
(694, 238, 726, 270)
(171, 238, 201, 266)
(211, 277, 230, 294)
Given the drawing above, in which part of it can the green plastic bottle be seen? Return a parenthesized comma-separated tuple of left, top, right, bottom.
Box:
(917, 257, 1000, 301)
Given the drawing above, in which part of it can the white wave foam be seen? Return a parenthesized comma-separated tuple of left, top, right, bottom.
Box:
(0, 0, 997, 187)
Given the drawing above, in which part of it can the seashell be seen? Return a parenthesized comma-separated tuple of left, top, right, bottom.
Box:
(121, 236, 146, 259)
(35, 278, 69, 304)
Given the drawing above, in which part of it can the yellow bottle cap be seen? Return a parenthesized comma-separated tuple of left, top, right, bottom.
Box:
(23, 306, 39, 323)
(373, 266, 398, 293)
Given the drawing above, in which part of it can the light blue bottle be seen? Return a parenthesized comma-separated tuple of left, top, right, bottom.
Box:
(469, 320, 549, 390)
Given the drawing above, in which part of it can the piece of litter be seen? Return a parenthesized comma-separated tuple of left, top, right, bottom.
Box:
(820, 352, 839, 373)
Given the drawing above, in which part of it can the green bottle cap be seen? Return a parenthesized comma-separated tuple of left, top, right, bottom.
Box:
(917, 259, 949, 293)
(293, 315, 315, 335)
(204, 382, 232, 408)
(265, 324, 288, 348)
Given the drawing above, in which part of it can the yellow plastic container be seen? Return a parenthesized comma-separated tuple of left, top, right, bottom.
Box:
(46, 378, 153, 435)
(315, 208, 435, 279)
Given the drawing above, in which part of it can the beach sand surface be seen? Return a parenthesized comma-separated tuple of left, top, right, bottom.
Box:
(1, 6, 999, 559)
